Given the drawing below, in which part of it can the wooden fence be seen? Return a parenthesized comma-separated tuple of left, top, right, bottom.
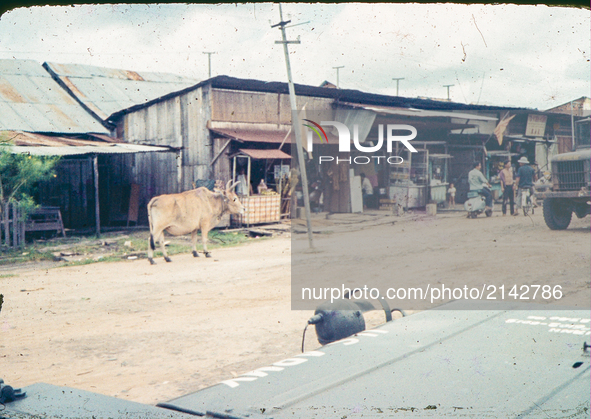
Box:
(0, 203, 65, 249)
(0, 201, 26, 248)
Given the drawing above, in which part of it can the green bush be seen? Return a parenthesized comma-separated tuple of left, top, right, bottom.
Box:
(0, 133, 59, 215)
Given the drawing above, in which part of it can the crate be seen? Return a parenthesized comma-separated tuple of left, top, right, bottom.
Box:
(231, 194, 281, 226)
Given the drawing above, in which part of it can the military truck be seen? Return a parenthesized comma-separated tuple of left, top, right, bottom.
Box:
(2, 301, 590, 418)
(536, 117, 591, 230)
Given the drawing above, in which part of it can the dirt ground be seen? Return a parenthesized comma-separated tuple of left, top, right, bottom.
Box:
(1, 208, 589, 407)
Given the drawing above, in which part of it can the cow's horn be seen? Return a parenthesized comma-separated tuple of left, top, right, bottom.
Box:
(229, 181, 240, 191)
(226, 180, 233, 191)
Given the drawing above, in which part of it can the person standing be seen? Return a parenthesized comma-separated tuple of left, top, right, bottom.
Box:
(468, 162, 493, 216)
(447, 183, 456, 207)
(236, 169, 251, 196)
(515, 156, 537, 213)
(499, 160, 516, 216)
(360, 173, 374, 210)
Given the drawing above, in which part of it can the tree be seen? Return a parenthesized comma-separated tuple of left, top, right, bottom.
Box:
(0, 133, 59, 212)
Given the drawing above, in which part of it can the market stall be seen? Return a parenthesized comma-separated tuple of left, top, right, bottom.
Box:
(230, 149, 291, 226)
(387, 142, 451, 209)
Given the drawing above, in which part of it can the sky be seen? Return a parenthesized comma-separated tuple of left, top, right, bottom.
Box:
(0, 3, 589, 110)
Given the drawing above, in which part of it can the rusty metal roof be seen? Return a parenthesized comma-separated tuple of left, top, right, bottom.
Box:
(236, 148, 291, 160)
(0, 59, 110, 134)
(43, 61, 199, 121)
(2, 130, 171, 156)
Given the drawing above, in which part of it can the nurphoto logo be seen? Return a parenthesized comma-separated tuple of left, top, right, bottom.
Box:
(302, 120, 418, 165)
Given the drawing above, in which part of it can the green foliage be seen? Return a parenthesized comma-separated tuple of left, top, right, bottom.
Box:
(0, 137, 59, 206)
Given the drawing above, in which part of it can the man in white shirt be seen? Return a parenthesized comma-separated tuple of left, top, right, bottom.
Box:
(468, 162, 493, 215)
(360, 173, 374, 209)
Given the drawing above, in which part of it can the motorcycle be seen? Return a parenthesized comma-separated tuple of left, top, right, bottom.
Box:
(464, 186, 493, 218)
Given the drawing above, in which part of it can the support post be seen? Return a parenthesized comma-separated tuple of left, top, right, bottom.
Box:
(93, 155, 101, 237)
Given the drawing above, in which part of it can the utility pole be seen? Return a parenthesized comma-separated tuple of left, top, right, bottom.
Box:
(333, 65, 344, 89)
(443, 84, 454, 101)
(203, 52, 216, 78)
(392, 77, 404, 96)
(273, 3, 314, 249)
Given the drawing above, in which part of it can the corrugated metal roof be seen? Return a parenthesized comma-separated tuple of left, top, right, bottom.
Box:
(0, 59, 110, 134)
(10, 143, 171, 156)
(2, 130, 171, 156)
(44, 61, 199, 121)
(236, 148, 291, 159)
(109, 75, 527, 121)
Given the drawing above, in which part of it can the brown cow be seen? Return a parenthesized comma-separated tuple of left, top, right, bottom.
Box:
(147, 180, 244, 264)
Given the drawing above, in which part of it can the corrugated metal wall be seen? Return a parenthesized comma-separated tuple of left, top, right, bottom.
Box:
(180, 85, 212, 190)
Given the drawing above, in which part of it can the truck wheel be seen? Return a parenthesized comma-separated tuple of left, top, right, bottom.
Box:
(543, 198, 572, 230)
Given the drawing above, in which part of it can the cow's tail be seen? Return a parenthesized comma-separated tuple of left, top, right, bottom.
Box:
(149, 234, 156, 250)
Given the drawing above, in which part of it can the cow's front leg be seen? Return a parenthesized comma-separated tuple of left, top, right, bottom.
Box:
(191, 231, 199, 257)
(201, 224, 212, 258)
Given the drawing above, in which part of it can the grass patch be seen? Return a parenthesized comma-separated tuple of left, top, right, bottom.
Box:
(0, 229, 252, 267)
(0, 247, 58, 265)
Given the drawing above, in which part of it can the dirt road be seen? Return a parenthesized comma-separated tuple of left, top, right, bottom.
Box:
(1, 209, 589, 406)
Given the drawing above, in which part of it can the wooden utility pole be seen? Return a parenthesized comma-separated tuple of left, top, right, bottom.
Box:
(333, 66, 344, 89)
(443, 84, 454, 101)
(392, 77, 404, 96)
(272, 3, 314, 249)
(203, 52, 216, 78)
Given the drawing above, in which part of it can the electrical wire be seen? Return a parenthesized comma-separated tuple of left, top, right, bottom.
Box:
(301, 323, 309, 353)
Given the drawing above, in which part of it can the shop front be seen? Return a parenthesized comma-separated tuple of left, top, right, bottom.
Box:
(229, 148, 291, 226)
(387, 142, 451, 209)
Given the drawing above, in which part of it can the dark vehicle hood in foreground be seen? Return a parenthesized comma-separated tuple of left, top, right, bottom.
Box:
(3, 301, 590, 418)
(160, 301, 590, 418)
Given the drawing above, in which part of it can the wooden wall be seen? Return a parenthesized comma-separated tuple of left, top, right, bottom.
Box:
(114, 85, 335, 224)
(211, 89, 333, 125)
(38, 158, 95, 229)
(107, 152, 180, 224)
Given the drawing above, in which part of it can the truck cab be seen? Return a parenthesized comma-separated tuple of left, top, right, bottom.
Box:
(536, 117, 591, 229)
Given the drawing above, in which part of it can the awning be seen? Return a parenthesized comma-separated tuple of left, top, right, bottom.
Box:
(2, 130, 172, 156)
(341, 103, 499, 121)
(235, 149, 291, 160)
(211, 127, 291, 144)
(505, 135, 557, 143)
